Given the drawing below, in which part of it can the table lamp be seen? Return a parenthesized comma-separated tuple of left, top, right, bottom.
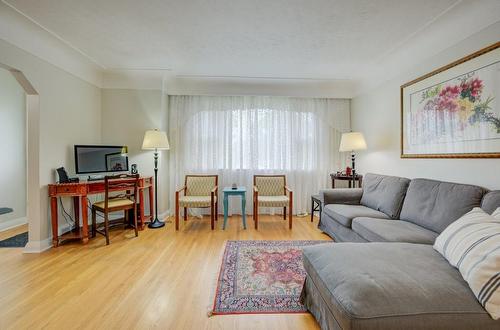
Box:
(339, 132, 367, 186)
(142, 129, 170, 228)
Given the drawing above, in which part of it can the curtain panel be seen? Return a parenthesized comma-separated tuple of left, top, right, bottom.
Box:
(168, 95, 350, 215)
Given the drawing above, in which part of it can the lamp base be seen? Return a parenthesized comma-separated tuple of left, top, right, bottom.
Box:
(148, 218, 165, 229)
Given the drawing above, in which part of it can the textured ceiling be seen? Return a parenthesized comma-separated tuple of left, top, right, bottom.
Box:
(5, 0, 464, 81)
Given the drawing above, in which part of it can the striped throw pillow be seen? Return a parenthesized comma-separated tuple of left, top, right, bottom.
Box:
(434, 207, 500, 320)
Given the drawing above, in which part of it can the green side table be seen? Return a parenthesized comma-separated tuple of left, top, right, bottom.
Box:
(223, 187, 246, 230)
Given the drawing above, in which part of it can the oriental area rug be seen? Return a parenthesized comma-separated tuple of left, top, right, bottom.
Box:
(211, 240, 329, 315)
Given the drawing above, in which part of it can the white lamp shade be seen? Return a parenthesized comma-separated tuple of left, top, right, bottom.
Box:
(339, 132, 367, 152)
(142, 129, 170, 150)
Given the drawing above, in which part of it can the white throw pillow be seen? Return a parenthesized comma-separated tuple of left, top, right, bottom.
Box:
(434, 207, 500, 320)
(493, 207, 500, 219)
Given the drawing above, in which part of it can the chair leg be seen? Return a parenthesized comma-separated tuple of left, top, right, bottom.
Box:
(210, 203, 214, 230)
(215, 200, 218, 221)
(310, 200, 314, 223)
(104, 212, 110, 245)
(289, 192, 293, 230)
(284, 207, 286, 220)
(175, 203, 180, 231)
(255, 204, 259, 230)
(253, 197, 256, 221)
(175, 192, 180, 230)
(133, 205, 138, 237)
(91, 207, 96, 238)
(184, 207, 187, 221)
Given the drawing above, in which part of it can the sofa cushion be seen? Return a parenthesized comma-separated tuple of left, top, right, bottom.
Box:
(323, 204, 389, 228)
(352, 217, 438, 244)
(400, 178, 486, 233)
(302, 243, 499, 330)
(481, 190, 500, 214)
(360, 173, 410, 219)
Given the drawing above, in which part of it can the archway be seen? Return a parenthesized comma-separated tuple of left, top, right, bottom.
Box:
(0, 63, 42, 253)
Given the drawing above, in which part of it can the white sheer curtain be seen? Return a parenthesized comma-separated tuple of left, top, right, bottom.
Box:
(168, 95, 350, 215)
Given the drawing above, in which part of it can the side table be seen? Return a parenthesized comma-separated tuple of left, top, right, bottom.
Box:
(311, 194, 322, 225)
(223, 187, 247, 230)
(330, 173, 363, 188)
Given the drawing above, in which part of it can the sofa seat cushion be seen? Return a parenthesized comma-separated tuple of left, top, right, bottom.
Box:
(323, 204, 389, 228)
(352, 217, 438, 244)
(302, 243, 498, 330)
(400, 178, 486, 233)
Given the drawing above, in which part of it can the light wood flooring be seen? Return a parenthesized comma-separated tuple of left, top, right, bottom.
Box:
(0, 215, 330, 329)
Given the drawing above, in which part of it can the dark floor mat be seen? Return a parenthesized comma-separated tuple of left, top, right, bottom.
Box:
(0, 232, 28, 248)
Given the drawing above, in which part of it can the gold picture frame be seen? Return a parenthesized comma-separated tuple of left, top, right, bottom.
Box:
(401, 42, 500, 158)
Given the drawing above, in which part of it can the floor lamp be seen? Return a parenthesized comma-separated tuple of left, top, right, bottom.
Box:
(142, 129, 170, 228)
(339, 132, 367, 187)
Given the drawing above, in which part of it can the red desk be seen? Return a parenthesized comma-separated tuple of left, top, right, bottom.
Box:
(48, 177, 153, 247)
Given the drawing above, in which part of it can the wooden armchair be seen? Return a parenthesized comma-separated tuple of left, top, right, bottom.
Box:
(253, 175, 293, 230)
(175, 175, 218, 230)
(91, 174, 139, 245)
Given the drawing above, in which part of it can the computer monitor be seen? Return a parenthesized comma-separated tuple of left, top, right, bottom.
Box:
(74, 145, 129, 174)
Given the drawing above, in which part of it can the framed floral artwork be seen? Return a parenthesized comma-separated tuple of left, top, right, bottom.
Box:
(401, 42, 500, 158)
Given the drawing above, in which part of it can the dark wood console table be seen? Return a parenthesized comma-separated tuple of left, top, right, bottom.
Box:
(48, 176, 153, 247)
(330, 173, 363, 188)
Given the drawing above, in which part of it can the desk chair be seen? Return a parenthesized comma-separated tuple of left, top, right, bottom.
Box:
(91, 174, 139, 245)
(253, 175, 293, 229)
(175, 175, 218, 230)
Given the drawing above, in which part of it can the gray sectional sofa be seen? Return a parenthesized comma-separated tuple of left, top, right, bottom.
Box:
(301, 173, 500, 330)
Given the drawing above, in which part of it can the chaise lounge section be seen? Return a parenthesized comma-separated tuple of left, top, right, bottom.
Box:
(302, 173, 500, 329)
(301, 242, 500, 329)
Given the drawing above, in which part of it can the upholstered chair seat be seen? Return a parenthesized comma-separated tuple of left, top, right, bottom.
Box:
(257, 195, 289, 207)
(178, 195, 217, 208)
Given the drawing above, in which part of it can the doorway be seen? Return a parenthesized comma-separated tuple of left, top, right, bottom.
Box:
(0, 63, 41, 252)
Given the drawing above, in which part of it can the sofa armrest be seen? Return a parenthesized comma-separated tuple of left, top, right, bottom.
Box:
(320, 188, 363, 206)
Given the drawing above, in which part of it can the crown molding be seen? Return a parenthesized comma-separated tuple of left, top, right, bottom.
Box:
(0, 1, 103, 87)
(102, 70, 358, 98)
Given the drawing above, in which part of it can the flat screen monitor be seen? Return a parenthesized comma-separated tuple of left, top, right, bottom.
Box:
(74, 145, 129, 174)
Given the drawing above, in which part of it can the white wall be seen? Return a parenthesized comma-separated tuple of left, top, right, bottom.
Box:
(352, 22, 500, 190)
(101, 89, 169, 216)
(0, 39, 101, 246)
(0, 68, 26, 229)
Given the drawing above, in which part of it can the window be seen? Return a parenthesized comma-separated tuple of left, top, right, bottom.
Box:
(185, 108, 317, 171)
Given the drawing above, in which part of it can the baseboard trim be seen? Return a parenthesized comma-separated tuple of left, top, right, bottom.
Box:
(24, 237, 51, 253)
(159, 210, 170, 220)
(0, 217, 27, 232)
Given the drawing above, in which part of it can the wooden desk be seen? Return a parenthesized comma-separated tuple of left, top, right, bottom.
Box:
(48, 176, 153, 247)
(330, 173, 363, 188)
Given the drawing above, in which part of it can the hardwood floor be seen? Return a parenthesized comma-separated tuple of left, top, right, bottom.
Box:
(0, 215, 330, 329)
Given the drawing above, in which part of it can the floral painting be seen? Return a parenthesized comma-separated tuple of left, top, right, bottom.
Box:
(402, 43, 500, 158)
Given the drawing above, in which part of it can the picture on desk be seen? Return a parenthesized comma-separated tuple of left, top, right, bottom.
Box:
(105, 152, 128, 172)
